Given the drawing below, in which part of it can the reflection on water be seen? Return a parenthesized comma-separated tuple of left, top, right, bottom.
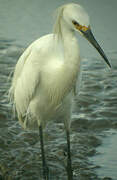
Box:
(0, 0, 117, 179)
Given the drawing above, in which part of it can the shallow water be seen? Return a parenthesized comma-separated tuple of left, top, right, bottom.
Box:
(0, 39, 117, 180)
(90, 129, 117, 180)
(0, 0, 117, 179)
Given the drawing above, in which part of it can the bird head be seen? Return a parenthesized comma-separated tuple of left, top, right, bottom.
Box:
(61, 3, 111, 68)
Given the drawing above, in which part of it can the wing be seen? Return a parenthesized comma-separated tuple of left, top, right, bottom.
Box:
(9, 45, 31, 101)
(9, 34, 54, 129)
(9, 42, 41, 126)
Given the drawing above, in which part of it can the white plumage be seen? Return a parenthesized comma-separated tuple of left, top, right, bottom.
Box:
(9, 3, 111, 179)
(10, 4, 83, 130)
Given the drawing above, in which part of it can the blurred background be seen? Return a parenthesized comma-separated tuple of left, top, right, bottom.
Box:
(0, 0, 117, 179)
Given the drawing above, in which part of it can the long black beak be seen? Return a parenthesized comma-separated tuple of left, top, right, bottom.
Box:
(81, 28, 111, 68)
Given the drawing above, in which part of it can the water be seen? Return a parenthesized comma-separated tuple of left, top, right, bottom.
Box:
(91, 129, 117, 180)
(0, 0, 117, 179)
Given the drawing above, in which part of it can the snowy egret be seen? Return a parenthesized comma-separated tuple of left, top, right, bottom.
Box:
(9, 3, 111, 180)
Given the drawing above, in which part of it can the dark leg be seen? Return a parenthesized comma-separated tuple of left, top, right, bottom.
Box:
(39, 125, 49, 180)
(66, 130, 73, 180)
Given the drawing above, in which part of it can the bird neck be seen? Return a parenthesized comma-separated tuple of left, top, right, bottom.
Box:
(60, 19, 80, 68)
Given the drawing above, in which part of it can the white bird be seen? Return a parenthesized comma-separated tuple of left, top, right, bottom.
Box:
(9, 3, 111, 180)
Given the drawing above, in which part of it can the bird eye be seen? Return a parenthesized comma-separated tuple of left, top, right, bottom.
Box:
(72, 20, 79, 26)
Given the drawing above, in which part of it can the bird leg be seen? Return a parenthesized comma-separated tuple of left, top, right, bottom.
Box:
(66, 130, 73, 180)
(39, 125, 49, 180)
